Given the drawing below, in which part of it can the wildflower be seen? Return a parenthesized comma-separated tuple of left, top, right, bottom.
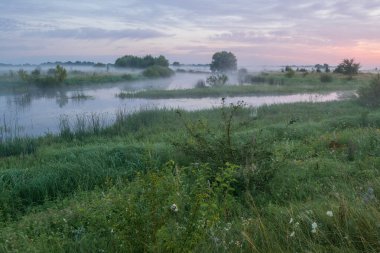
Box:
(363, 187, 377, 203)
(311, 222, 318, 233)
(326, 211, 333, 217)
(289, 218, 294, 224)
(290, 231, 295, 237)
(170, 203, 179, 212)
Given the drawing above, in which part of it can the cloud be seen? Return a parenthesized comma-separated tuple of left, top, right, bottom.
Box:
(0, 18, 23, 31)
(26, 27, 171, 40)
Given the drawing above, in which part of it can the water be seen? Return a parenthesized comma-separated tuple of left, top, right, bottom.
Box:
(0, 72, 346, 137)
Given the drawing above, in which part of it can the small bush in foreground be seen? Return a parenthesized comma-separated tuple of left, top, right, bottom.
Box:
(320, 73, 333, 83)
(358, 75, 380, 107)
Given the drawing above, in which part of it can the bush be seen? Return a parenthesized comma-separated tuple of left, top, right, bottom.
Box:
(206, 74, 228, 87)
(285, 69, 295, 78)
(142, 66, 174, 78)
(195, 79, 206, 88)
(334, 58, 360, 78)
(320, 73, 333, 83)
(237, 68, 248, 84)
(358, 75, 380, 107)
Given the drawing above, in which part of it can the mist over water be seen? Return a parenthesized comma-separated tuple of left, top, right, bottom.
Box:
(0, 65, 346, 138)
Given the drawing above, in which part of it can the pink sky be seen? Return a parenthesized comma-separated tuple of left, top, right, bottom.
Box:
(1, 0, 380, 68)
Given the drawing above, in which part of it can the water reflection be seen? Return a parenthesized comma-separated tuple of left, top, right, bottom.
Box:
(0, 71, 351, 137)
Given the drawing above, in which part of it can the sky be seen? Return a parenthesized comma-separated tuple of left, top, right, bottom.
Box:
(1, 0, 380, 67)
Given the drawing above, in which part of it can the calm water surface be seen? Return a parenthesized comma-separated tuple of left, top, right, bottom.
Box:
(0, 73, 346, 137)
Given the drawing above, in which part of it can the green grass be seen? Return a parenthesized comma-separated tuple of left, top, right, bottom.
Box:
(1, 98, 380, 252)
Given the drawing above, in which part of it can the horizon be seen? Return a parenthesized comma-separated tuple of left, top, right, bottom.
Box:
(1, 1, 380, 68)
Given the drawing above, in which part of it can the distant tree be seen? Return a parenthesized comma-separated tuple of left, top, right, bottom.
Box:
(237, 68, 248, 84)
(115, 55, 169, 68)
(210, 51, 237, 72)
(284, 66, 295, 78)
(17, 69, 29, 82)
(323, 63, 330, 73)
(314, 64, 323, 73)
(155, 55, 169, 67)
(55, 65, 67, 83)
(334, 58, 360, 78)
(172, 61, 181, 66)
(206, 74, 228, 87)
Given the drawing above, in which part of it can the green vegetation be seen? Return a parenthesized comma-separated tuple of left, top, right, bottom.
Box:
(142, 65, 175, 78)
(1, 98, 380, 252)
(115, 55, 169, 68)
(117, 72, 368, 99)
(63, 72, 139, 85)
(210, 51, 237, 72)
(17, 65, 67, 86)
(320, 73, 333, 83)
(206, 73, 229, 87)
(334, 58, 361, 78)
(358, 74, 380, 107)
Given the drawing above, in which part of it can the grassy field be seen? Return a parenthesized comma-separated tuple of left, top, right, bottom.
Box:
(117, 72, 370, 99)
(1, 93, 380, 252)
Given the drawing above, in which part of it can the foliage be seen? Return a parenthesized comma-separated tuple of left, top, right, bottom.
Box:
(210, 51, 237, 72)
(334, 58, 360, 77)
(142, 65, 175, 78)
(358, 74, 380, 107)
(285, 67, 295, 78)
(174, 99, 256, 168)
(320, 73, 333, 83)
(17, 65, 67, 86)
(206, 73, 228, 87)
(195, 79, 206, 88)
(238, 68, 248, 84)
(115, 54, 169, 68)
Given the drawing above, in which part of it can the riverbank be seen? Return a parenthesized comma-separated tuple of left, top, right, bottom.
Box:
(1, 98, 380, 252)
(117, 72, 370, 99)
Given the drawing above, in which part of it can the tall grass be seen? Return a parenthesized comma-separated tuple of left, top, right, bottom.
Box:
(1, 100, 380, 251)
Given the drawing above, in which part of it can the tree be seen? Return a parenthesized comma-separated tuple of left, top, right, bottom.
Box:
(115, 55, 170, 68)
(210, 51, 237, 72)
(55, 65, 67, 83)
(334, 59, 360, 78)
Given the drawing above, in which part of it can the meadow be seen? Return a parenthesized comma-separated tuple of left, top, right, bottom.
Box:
(117, 72, 369, 99)
(1, 76, 380, 252)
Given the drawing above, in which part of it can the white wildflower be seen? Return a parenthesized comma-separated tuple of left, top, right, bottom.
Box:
(289, 218, 294, 224)
(170, 203, 179, 212)
(311, 222, 318, 233)
(326, 210, 333, 217)
(290, 231, 295, 237)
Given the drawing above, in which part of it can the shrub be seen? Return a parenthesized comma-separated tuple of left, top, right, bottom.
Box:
(142, 66, 174, 78)
(334, 58, 360, 78)
(285, 68, 295, 78)
(320, 73, 333, 83)
(206, 74, 228, 87)
(237, 68, 248, 84)
(195, 79, 206, 88)
(358, 75, 380, 107)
